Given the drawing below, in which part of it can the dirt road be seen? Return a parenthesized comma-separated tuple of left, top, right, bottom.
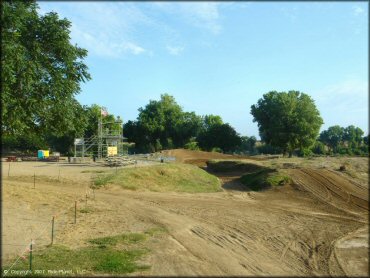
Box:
(2, 154, 369, 276)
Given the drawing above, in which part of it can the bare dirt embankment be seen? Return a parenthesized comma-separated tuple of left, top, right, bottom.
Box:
(2, 151, 369, 276)
(161, 148, 264, 167)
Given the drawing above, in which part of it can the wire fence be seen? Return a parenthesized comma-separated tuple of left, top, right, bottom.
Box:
(2, 171, 97, 276)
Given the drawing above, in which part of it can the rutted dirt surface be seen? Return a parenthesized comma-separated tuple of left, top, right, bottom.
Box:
(2, 152, 369, 276)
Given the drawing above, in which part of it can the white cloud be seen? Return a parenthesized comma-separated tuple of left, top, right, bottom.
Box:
(280, 5, 299, 23)
(38, 1, 229, 59)
(319, 79, 367, 98)
(38, 2, 150, 58)
(166, 45, 184, 56)
(184, 3, 222, 34)
(353, 5, 365, 16)
(152, 2, 223, 35)
(314, 78, 368, 131)
(122, 43, 145, 55)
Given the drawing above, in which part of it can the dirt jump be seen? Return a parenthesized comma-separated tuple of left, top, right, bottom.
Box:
(2, 150, 369, 276)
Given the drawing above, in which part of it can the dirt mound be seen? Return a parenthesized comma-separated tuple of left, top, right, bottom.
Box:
(160, 149, 263, 166)
(288, 168, 369, 216)
(206, 159, 264, 173)
(3, 158, 368, 276)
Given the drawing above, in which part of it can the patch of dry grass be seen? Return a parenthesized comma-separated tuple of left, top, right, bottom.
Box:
(94, 164, 221, 193)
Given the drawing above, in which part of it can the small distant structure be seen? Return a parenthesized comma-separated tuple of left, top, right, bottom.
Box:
(74, 107, 133, 160)
(37, 150, 49, 159)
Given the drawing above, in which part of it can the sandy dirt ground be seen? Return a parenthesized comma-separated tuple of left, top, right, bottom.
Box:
(2, 151, 369, 276)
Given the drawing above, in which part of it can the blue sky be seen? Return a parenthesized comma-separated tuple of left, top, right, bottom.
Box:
(38, 1, 368, 138)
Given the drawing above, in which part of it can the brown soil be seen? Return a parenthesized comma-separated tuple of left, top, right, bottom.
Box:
(2, 152, 368, 276)
(161, 149, 264, 167)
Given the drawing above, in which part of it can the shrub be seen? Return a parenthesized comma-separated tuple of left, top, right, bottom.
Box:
(256, 143, 282, 155)
(184, 141, 200, 151)
(311, 141, 326, 155)
(211, 147, 222, 153)
(240, 169, 291, 191)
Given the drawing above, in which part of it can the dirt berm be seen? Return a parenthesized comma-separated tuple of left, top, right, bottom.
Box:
(2, 151, 368, 276)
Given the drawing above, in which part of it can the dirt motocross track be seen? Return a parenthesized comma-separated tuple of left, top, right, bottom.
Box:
(2, 150, 369, 276)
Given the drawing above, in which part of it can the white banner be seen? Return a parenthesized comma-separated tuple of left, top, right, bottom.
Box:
(74, 138, 84, 145)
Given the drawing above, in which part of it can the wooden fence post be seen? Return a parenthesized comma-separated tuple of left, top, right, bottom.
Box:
(51, 216, 55, 245)
(74, 201, 77, 224)
(29, 240, 33, 271)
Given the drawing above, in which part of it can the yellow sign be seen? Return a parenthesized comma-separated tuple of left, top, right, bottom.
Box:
(107, 146, 117, 156)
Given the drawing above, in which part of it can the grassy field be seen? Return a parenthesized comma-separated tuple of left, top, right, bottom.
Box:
(2, 228, 168, 276)
(93, 163, 221, 193)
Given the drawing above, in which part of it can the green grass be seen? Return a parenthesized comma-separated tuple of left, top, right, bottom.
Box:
(89, 233, 147, 248)
(79, 207, 92, 214)
(93, 249, 149, 273)
(240, 169, 291, 191)
(2, 245, 149, 276)
(144, 226, 168, 236)
(93, 164, 221, 193)
(93, 174, 115, 187)
(81, 170, 106, 173)
(2, 230, 161, 276)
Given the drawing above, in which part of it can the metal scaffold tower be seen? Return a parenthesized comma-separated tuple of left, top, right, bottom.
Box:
(74, 107, 131, 160)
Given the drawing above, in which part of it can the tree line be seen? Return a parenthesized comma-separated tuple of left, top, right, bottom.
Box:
(123, 94, 242, 153)
(123, 93, 369, 157)
(2, 1, 368, 157)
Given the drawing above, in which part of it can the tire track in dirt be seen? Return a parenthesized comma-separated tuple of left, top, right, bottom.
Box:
(287, 168, 368, 276)
(94, 190, 302, 275)
(4, 157, 368, 276)
(288, 168, 368, 217)
(117, 189, 351, 276)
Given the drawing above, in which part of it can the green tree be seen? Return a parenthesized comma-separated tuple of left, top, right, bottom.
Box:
(184, 137, 200, 151)
(2, 0, 91, 138)
(137, 94, 183, 150)
(198, 123, 241, 152)
(175, 112, 203, 146)
(311, 140, 326, 155)
(124, 94, 204, 152)
(239, 136, 257, 154)
(364, 135, 369, 146)
(123, 120, 151, 153)
(319, 125, 345, 153)
(343, 125, 364, 149)
(83, 104, 122, 139)
(202, 115, 223, 131)
(123, 95, 241, 153)
(251, 91, 323, 157)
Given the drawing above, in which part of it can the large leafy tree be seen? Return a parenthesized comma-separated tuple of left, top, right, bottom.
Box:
(202, 114, 223, 131)
(124, 94, 186, 152)
(2, 0, 91, 139)
(137, 94, 183, 149)
(251, 91, 323, 157)
(198, 123, 241, 152)
(239, 136, 257, 154)
(319, 125, 344, 153)
(83, 104, 122, 139)
(174, 111, 203, 146)
(364, 135, 369, 146)
(123, 95, 240, 153)
(343, 125, 364, 149)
